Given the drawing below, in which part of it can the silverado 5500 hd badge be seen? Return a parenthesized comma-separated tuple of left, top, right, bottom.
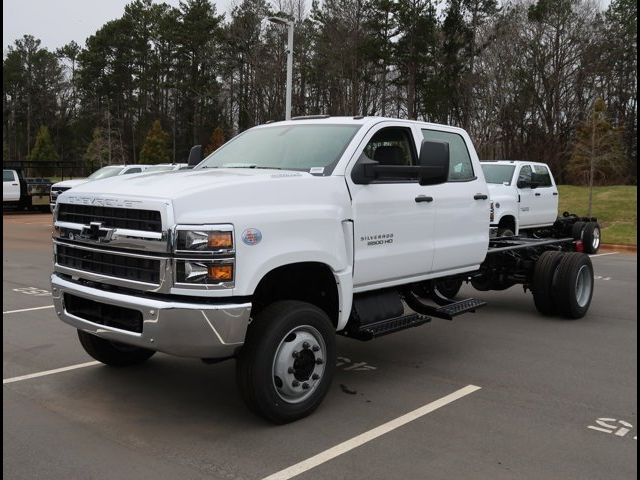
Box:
(361, 233, 394, 246)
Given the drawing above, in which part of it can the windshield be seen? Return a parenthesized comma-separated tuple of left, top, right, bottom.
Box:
(481, 164, 516, 185)
(197, 124, 361, 173)
(88, 166, 124, 180)
(145, 165, 175, 173)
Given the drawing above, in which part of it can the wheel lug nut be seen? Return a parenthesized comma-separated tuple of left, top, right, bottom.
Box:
(302, 382, 310, 390)
(288, 367, 294, 374)
(312, 345, 320, 352)
(303, 342, 310, 349)
(315, 358, 323, 365)
(292, 380, 300, 387)
(312, 373, 319, 380)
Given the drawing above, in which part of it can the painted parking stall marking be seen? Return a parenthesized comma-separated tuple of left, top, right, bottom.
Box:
(3, 305, 54, 315)
(261, 385, 481, 480)
(12, 286, 51, 296)
(3, 361, 101, 385)
(588, 418, 637, 440)
(337, 356, 377, 371)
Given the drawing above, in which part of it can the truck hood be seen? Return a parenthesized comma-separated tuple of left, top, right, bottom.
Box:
(57, 168, 349, 224)
(52, 178, 89, 189)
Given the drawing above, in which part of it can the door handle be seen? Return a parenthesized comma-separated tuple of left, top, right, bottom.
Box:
(415, 195, 433, 203)
(11, 183, 18, 186)
(473, 194, 488, 200)
(535, 192, 541, 197)
(552, 192, 558, 196)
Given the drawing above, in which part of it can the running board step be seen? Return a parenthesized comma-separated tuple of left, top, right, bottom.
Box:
(422, 298, 487, 320)
(341, 313, 430, 341)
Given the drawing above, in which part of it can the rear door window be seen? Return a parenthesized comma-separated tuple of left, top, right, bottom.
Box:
(421, 130, 475, 181)
(3, 170, 15, 182)
(532, 165, 552, 187)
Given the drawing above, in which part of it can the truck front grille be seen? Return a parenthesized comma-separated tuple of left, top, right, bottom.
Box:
(64, 293, 143, 333)
(58, 204, 162, 232)
(57, 244, 161, 284)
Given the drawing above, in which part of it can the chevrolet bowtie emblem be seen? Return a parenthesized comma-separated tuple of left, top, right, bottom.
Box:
(81, 222, 114, 241)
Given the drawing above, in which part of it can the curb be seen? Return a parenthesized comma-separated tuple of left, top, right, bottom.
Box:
(600, 243, 637, 252)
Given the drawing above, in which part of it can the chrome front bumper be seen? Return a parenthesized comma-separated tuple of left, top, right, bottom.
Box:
(51, 274, 251, 359)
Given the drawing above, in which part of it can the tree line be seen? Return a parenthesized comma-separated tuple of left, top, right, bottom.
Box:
(2, 0, 637, 184)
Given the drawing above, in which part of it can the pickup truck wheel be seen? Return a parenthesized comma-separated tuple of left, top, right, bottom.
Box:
(582, 222, 601, 254)
(497, 228, 515, 237)
(236, 300, 336, 424)
(532, 251, 564, 316)
(552, 253, 594, 319)
(77, 330, 155, 367)
(571, 221, 586, 240)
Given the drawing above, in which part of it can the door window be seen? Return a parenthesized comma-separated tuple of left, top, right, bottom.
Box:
(362, 127, 417, 181)
(532, 165, 552, 187)
(421, 130, 475, 181)
(518, 165, 532, 185)
(123, 167, 142, 174)
(3, 170, 15, 182)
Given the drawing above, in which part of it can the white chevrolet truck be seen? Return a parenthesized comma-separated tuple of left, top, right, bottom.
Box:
(481, 160, 601, 253)
(51, 117, 596, 423)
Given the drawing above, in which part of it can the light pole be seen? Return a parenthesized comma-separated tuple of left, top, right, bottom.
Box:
(267, 16, 294, 121)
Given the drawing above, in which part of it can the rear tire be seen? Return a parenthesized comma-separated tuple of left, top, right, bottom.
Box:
(431, 277, 463, 305)
(571, 221, 586, 240)
(497, 228, 515, 237)
(552, 253, 594, 319)
(582, 222, 601, 254)
(77, 330, 155, 366)
(236, 301, 336, 424)
(532, 251, 564, 316)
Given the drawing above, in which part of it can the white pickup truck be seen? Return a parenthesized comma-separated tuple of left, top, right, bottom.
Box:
(49, 164, 151, 212)
(481, 160, 601, 254)
(51, 116, 596, 423)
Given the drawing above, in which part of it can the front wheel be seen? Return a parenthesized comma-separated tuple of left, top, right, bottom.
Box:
(236, 301, 336, 424)
(77, 330, 155, 366)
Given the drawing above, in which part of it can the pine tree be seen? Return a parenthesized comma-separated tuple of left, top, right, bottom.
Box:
(27, 126, 59, 176)
(84, 127, 110, 172)
(568, 98, 627, 215)
(140, 120, 171, 164)
(204, 127, 226, 155)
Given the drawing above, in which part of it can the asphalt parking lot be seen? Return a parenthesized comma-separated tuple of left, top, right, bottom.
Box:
(3, 212, 637, 480)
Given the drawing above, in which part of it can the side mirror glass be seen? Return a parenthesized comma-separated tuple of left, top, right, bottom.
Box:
(188, 145, 203, 167)
(418, 140, 449, 186)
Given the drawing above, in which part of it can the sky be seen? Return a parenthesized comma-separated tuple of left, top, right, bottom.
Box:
(3, 0, 612, 54)
(3, 0, 229, 52)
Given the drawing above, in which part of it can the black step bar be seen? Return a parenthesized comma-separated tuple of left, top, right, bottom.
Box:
(341, 313, 430, 341)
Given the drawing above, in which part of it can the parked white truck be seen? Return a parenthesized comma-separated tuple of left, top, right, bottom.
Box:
(481, 160, 601, 254)
(51, 117, 596, 423)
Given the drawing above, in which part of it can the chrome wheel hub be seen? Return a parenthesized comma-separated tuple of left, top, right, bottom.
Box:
(272, 326, 326, 403)
(575, 265, 592, 307)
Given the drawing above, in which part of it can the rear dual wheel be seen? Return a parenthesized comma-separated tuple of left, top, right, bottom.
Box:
(571, 221, 601, 254)
(532, 252, 594, 319)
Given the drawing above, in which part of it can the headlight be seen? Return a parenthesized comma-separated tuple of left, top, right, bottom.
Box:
(175, 260, 234, 285)
(175, 225, 234, 253)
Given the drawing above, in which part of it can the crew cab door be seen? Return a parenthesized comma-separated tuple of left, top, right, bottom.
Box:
(346, 124, 436, 289)
(420, 128, 489, 273)
(516, 164, 536, 227)
(531, 164, 559, 225)
(3, 170, 20, 202)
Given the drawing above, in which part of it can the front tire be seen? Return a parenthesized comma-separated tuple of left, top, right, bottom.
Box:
(582, 222, 601, 254)
(77, 330, 155, 366)
(236, 301, 336, 424)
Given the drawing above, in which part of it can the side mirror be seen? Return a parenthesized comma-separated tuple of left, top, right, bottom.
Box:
(517, 179, 537, 189)
(350, 155, 379, 184)
(188, 145, 203, 167)
(417, 140, 449, 186)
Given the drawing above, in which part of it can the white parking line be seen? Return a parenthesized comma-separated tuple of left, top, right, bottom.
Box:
(3, 305, 54, 314)
(261, 384, 481, 480)
(3, 361, 100, 385)
(590, 252, 619, 257)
